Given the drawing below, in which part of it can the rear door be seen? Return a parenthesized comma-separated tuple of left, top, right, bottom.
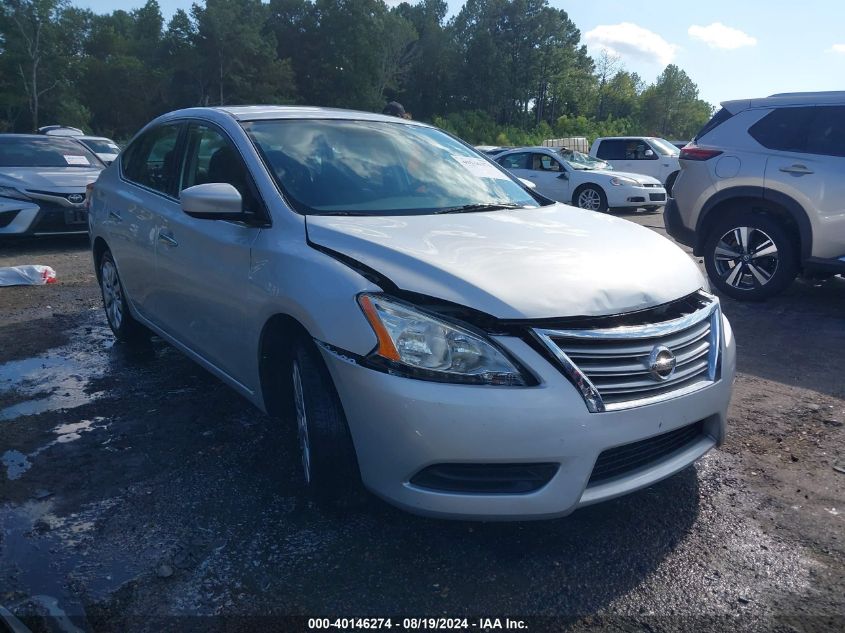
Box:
(758, 105, 845, 259)
(152, 121, 266, 389)
(107, 123, 184, 319)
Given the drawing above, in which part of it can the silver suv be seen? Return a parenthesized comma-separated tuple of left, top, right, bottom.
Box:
(666, 91, 845, 300)
(89, 106, 735, 520)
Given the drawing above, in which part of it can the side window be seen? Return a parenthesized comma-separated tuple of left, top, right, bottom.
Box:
(122, 124, 182, 195)
(595, 140, 627, 160)
(626, 141, 656, 160)
(535, 154, 561, 171)
(805, 106, 845, 158)
(748, 107, 815, 152)
(496, 152, 531, 170)
(180, 124, 259, 212)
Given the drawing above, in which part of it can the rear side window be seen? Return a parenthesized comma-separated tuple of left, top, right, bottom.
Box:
(694, 108, 734, 141)
(595, 140, 627, 160)
(748, 107, 815, 153)
(122, 124, 182, 196)
(497, 153, 531, 170)
(805, 106, 845, 158)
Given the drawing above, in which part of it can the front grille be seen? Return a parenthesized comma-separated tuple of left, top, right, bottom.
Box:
(534, 292, 721, 412)
(31, 203, 88, 233)
(410, 463, 559, 494)
(588, 420, 705, 485)
(642, 183, 661, 188)
(649, 193, 667, 202)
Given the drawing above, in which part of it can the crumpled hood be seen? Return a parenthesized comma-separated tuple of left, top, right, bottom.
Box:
(0, 167, 102, 193)
(306, 204, 707, 319)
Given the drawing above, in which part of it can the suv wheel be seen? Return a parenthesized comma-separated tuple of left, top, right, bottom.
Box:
(99, 250, 149, 342)
(574, 185, 608, 213)
(704, 212, 798, 300)
(289, 336, 362, 503)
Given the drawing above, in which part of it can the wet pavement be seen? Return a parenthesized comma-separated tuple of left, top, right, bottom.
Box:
(1, 224, 844, 632)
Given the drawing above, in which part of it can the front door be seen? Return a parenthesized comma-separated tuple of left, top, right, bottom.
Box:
(153, 122, 264, 390)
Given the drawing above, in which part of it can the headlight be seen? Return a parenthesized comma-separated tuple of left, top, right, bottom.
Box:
(357, 294, 529, 386)
(609, 176, 638, 186)
(0, 186, 31, 201)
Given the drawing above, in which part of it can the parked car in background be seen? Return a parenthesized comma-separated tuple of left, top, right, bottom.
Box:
(590, 136, 681, 194)
(0, 135, 103, 237)
(474, 145, 508, 155)
(495, 146, 666, 213)
(89, 106, 734, 520)
(76, 136, 121, 165)
(671, 140, 690, 150)
(37, 125, 84, 137)
(666, 91, 845, 300)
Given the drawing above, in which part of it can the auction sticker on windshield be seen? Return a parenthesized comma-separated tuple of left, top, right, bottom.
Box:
(452, 155, 509, 179)
(64, 155, 90, 166)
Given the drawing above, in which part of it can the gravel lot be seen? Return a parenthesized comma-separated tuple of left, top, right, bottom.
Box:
(1, 213, 844, 633)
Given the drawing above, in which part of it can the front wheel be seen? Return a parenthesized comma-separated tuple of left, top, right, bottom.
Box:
(703, 212, 798, 301)
(289, 336, 362, 503)
(574, 185, 608, 213)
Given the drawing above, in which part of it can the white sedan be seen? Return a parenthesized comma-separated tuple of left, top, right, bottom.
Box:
(494, 147, 667, 213)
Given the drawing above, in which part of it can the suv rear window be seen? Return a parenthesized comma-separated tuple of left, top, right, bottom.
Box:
(748, 107, 815, 152)
(805, 106, 845, 158)
(694, 108, 733, 142)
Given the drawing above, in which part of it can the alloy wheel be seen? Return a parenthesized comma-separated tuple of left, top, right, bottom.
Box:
(713, 226, 779, 291)
(101, 260, 123, 330)
(577, 188, 602, 211)
(292, 359, 312, 484)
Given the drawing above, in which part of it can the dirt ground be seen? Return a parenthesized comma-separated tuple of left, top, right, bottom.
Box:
(1, 215, 843, 633)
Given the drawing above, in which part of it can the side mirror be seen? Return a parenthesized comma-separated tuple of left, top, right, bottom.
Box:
(644, 149, 655, 159)
(181, 183, 243, 220)
(557, 172, 569, 180)
(518, 177, 537, 189)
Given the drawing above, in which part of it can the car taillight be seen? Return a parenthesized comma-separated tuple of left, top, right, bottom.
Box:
(679, 146, 723, 161)
(84, 183, 94, 210)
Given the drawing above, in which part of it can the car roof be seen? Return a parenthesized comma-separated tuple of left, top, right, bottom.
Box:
(0, 133, 84, 140)
(159, 105, 431, 128)
(722, 90, 845, 113)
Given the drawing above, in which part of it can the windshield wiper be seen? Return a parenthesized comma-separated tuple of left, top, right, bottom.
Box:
(433, 203, 523, 215)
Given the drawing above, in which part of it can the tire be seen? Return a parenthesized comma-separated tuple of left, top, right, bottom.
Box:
(574, 185, 608, 213)
(289, 335, 362, 503)
(703, 212, 798, 301)
(98, 250, 149, 343)
(665, 171, 679, 196)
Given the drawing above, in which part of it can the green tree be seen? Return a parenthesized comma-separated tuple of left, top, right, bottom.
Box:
(637, 64, 712, 139)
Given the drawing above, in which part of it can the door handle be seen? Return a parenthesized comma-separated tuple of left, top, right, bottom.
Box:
(108, 209, 122, 222)
(158, 230, 178, 247)
(779, 164, 814, 175)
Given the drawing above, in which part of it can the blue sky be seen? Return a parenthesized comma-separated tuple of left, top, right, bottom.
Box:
(76, 0, 845, 107)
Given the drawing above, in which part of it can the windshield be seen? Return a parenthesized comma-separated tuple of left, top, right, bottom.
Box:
(243, 120, 540, 216)
(557, 149, 610, 171)
(649, 138, 680, 157)
(0, 136, 102, 168)
(80, 138, 120, 154)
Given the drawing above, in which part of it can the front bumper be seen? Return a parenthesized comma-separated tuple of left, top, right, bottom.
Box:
(606, 185, 667, 209)
(321, 318, 736, 520)
(0, 197, 88, 236)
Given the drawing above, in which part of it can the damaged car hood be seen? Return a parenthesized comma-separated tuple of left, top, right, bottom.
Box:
(306, 204, 707, 319)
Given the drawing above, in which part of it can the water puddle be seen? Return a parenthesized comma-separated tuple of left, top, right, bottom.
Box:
(0, 316, 113, 422)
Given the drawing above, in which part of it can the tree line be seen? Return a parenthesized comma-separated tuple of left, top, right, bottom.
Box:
(0, 0, 714, 144)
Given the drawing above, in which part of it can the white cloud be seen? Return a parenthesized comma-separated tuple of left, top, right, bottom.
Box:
(830, 44, 845, 54)
(585, 23, 677, 67)
(688, 22, 757, 50)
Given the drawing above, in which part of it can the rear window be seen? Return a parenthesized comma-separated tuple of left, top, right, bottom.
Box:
(694, 108, 734, 142)
(748, 107, 815, 152)
(805, 106, 845, 158)
(0, 136, 101, 168)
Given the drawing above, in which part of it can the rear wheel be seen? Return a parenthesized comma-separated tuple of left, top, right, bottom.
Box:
(289, 336, 362, 503)
(574, 185, 608, 213)
(98, 250, 149, 343)
(703, 212, 798, 301)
